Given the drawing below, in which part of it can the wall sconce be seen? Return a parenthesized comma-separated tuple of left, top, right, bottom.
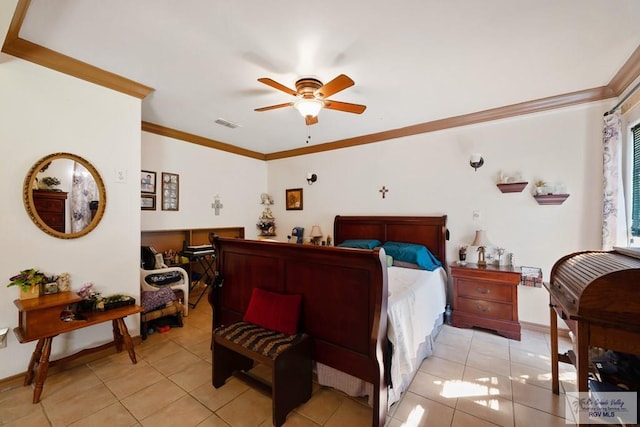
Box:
(470, 153, 484, 171)
(471, 230, 492, 266)
(306, 173, 317, 185)
(0, 327, 7, 349)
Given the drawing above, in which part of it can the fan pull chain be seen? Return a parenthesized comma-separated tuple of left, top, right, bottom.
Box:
(306, 125, 311, 144)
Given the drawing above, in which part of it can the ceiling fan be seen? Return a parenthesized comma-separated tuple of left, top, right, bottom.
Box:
(254, 74, 366, 125)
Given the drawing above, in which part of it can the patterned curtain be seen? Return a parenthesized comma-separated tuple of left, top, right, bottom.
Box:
(602, 110, 627, 250)
(70, 162, 99, 233)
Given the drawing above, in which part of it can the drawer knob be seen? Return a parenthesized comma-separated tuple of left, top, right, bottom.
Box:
(476, 287, 490, 294)
(476, 304, 490, 312)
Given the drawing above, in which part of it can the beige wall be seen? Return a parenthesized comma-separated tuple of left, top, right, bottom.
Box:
(141, 132, 267, 234)
(266, 101, 613, 326)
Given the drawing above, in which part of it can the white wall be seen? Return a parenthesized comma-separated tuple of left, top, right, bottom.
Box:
(0, 50, 141, 377)
(267, 101, 613, 326)
(141, 133, 267, 235)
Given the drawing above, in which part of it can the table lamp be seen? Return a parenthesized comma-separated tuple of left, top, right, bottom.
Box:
(310, 225, 323, 245)
(471, 230, 491, 266)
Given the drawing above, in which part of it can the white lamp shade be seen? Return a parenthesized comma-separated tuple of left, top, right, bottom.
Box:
(471, 230, 491, 247)
(310, 225, 323, 238)
(294, 99, 323, 117)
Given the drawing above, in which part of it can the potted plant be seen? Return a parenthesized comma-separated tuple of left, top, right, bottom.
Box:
(77, 282, 101, 311)
(534, 180, 546, 195)
(7, 268, 47, 299)
(39, 176, 61, 190)
(458, 244, 468, 265)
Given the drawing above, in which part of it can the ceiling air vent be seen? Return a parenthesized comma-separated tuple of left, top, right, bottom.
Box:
(215, 118, 240, 129)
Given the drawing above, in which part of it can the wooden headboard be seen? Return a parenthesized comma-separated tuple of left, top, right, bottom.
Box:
(334, 215, 449, 267)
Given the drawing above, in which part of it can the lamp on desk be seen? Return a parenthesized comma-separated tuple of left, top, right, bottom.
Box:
(471, 230, 491, 266)
(310, 225, 323, 245)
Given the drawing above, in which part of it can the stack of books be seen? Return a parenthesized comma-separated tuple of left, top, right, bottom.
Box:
(182, 244, 215, 256)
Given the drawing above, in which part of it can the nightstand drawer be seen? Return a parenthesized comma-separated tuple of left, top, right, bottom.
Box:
(33, 197, 65, 213)
(456, 279, 512, 303)
(456, 297, 513, 321)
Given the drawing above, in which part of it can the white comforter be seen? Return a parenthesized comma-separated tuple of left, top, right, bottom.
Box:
(316, 265, 447, 406)
(386, 266, 447, 404)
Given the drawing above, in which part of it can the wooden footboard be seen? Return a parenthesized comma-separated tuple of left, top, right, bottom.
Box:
(210, 215, 448, 427)
(210, 237, 388, 427)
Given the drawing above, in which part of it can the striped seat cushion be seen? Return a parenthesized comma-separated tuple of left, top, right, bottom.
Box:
(215, 321, 306, 360)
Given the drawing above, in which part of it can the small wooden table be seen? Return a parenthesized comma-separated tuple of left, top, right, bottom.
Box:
(13, 292, 142, 403)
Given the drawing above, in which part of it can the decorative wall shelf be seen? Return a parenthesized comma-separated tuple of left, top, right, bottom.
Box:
(497, 182, 528, 193)
(533, 194, 570, 205)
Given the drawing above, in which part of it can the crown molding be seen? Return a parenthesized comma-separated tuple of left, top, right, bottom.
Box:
(141, 122, 266, 161)
(3, 0, 638, 160)
(2, 0, 153, 99)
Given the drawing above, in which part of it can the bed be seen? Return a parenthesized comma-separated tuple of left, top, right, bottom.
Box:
(210, 215, 448, 427)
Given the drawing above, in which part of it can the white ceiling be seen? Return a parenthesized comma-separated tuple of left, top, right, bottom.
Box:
(18, 0, 640, 154)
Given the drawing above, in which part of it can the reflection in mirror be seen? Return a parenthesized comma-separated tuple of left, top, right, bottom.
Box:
(23, 153, 106, 239)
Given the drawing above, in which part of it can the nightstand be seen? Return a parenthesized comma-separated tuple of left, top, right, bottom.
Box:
(450, 263, 521, 340)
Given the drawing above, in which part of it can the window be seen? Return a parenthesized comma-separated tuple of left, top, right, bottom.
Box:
(631, 124, 640, 237)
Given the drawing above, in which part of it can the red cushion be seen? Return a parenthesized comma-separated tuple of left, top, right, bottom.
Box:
(243, 288, 302, 335)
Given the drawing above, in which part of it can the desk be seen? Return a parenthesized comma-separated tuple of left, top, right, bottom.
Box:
(13, 292, 143, 403)
(180, 250, 216, 309)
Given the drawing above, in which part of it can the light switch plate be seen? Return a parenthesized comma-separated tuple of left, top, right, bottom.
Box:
(115, 169, 127, 183)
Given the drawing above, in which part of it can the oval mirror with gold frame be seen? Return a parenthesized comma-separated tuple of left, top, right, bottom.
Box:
(23, 153, 106, 239)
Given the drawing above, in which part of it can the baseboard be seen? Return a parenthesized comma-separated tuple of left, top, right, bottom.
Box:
(0, 334, 143, 392)
(521, 320, 571, 338)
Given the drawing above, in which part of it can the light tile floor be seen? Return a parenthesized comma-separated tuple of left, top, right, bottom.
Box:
(0, 297, 579, 426)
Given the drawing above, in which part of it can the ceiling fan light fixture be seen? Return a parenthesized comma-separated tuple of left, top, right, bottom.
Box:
(294, 98, 323, 118)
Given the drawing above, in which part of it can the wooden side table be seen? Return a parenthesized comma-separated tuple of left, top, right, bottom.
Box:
(13, 292, 142, 403)
(450, 263, 521, 340)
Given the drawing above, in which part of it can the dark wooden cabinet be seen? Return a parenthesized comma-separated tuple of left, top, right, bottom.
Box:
(450, 263, 521, 340)
(32, 190, 68, 232)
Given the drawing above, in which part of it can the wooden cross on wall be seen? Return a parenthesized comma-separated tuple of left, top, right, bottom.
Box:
(212, 197, 223, 215)
(379, 186, 389, 199)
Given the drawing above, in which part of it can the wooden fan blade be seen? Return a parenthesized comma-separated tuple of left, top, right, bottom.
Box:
(323, 100, 366, 114)
(257, 78, 297, 96)
(305, 116, 319, 126)
(315, 74, 354, 98)
(254, 102, 294, 112)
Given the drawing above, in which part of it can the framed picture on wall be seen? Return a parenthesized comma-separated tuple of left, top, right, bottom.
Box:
(161, 172, 179, 211)
(285, 188, 303, 210)
(141, 194, 156, 210)
(141, 170, 156, 194)
(520, 266, 542, 287)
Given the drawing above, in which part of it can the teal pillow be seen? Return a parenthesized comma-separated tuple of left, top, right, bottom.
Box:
(382, 241, 442, 271)
(337, 239, 382, 249)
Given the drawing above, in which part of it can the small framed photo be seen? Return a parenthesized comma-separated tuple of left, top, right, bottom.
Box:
(285, 188, 303, 210)
(141, 170, 156, 194)
(42, 281, 59, 295)
(520, 266, 542, 287)
(141, 194, 156, 210)
(161, 172, 179, 211)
